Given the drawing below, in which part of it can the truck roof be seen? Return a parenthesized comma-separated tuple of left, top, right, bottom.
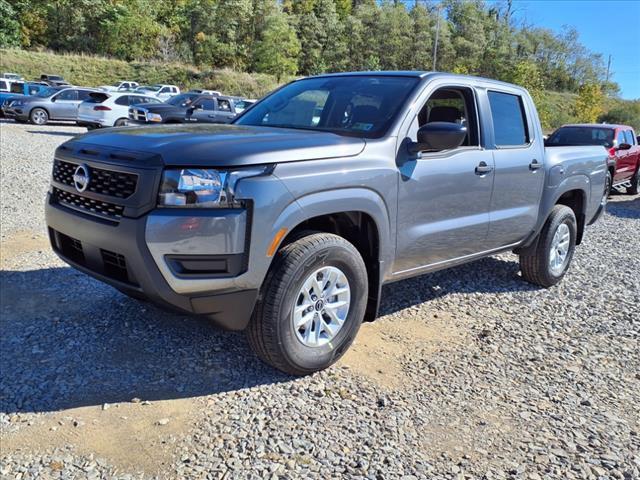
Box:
(561, 123, 634, 130)
(304, 70, 527, 91)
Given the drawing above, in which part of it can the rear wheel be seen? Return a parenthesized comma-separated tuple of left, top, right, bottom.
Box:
(114, 118, 128, 127)
(519, 205, 577, 288)
(30, 108, 48, 125)
(627, 169, 639, 195)
(247, 232, 368, 375)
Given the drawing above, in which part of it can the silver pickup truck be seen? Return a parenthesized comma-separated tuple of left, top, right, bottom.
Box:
(45, 72, 608, 375)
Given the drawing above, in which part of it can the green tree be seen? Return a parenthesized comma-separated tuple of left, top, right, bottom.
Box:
(509, 60, 550, 129)
(0, 0, 21, 47)
(575, 83, 604, 123)
(408, 4, 433, 70)
(253, 10, 299, 80)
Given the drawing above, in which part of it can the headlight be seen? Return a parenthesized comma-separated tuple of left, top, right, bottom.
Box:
(158, 166, 271, 208)
(11, 100, 23, 106)
(146, 112, 162, 122)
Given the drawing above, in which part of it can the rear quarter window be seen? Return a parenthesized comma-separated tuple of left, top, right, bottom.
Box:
(488, 91, 529, 146)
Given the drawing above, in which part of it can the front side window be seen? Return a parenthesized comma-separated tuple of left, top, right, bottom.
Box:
(0, 81, 7, 90)
(195, 99, 216, 111)
(167, 94, 197, 107)
(10, 82, 24, 93)
(56, 89, 78, 101)
(616, 130, 626, 145)
(624, 130, 635, 145)
(413, 86, 479, 147)
(235, 75, 421, 138)
(488, 91, 529, 146)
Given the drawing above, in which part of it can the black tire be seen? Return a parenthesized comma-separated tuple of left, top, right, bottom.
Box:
(627, 168, 639, 195)
(602, 171, 612, 207)
(86, 124, 97, 131)
(29, 107, 49, 125)
(519, 205, 577, 288)
(247, 232, 368, 376)
(114, 118, 128, 127)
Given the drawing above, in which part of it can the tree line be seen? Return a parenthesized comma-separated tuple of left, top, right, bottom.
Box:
(1, 0, 617, 94)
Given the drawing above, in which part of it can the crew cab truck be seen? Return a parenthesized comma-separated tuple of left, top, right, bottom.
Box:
(45, 72, 608, 375)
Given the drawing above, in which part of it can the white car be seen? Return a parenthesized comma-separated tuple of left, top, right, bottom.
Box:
(2, 73, 23, 81)
(99, 81, 139, 92)
(76, 91, 162, 129)
(189, 88, 221, 96)
(134, 84, 180, 100)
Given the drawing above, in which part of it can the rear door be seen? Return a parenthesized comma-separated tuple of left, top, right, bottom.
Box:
(213, 98, 236, 123)
(187, 98, 217, 122)
(485, 89, 545, 249)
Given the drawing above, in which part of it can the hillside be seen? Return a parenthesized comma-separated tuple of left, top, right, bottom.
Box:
(1, 49, 638, 131)
(0, 49, 283, 98)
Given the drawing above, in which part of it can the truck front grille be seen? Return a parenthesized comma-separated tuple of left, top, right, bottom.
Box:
(52, 159, 138, 199)
(129, 108, 147, 122)
(52, 187, 124, 221)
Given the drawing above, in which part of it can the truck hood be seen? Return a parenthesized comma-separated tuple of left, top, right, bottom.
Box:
(65, 124, 366, 167)
(132, 103, 183, 114)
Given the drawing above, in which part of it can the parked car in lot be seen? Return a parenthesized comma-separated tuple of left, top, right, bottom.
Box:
(4, 86, 98, 124)
(77, 91, 163, 129)
(234, 98, 256, 113)
(546, 124, 640, 195)
(98, 81, 140, 92)
(189, 88, 221, 96)
(134, 84, 180, 100)
(45, 71, 607, 375)
(128, 93, 237, 124)
(2, 72, 23, 81)
(0, 81, 49, 117)
(39, 74, 70, 87)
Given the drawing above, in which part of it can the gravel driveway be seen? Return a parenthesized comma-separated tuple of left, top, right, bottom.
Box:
(1, 120, 639, 479)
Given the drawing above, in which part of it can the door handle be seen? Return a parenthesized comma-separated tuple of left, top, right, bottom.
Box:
(529, 159, 543, 170)
(475, 161, 493, 175)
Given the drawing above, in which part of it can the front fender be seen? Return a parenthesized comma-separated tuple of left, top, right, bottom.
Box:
(270, 187, 393, 272)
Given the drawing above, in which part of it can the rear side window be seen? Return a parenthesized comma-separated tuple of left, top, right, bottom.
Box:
(28, 85, 40, 95)
(115, 96, 130, 106)
(218, 99, 231, 112)
(488, 91, 529, 146)
(78, 90, 94, 101)
(86, 92, 109, 103)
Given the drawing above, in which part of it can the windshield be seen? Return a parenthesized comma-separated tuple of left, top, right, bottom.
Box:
(234, 75, 421, 138)
(547, 126, 615, 148)
(36, 87, 60, 98)
(138, 85, 160, 92)
(166, 93, 198, 107)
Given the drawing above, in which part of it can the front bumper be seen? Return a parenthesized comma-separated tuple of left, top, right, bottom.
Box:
(45, 195, 258, 330)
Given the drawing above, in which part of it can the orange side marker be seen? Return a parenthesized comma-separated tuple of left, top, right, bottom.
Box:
(267, 228, 288, 257)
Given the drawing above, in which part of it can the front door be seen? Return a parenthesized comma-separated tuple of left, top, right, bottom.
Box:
(52, 89, 79, 119)
(484, 90, 545, 249)
(394, 85, 494, 274)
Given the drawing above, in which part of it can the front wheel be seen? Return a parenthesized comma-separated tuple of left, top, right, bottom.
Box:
(247, 232, 368, 375)
(29, 108, 49, 125)
(519, 205, 577, 288)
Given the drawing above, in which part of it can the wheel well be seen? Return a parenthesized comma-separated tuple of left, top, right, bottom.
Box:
(283, 211, 381, 322)
(556, 189, 586, 245)
(30, 106, 49, 117)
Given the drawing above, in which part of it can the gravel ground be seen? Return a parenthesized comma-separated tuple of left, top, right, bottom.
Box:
(1, 120, 639, 479)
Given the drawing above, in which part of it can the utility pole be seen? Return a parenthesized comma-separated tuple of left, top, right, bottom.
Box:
(432, 4, 441, 71)
(605, 54, 612, 83)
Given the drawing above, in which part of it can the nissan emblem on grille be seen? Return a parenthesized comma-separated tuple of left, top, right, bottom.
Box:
(73, 164, 90, 192)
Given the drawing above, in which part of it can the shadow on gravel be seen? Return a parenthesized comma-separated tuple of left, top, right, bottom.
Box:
(1, 254, 538, 414)
(0, 267, 291, 414)
(606, 197, 640, 219)
(26, 130, 79, 137)
(378, 255, 539, 316)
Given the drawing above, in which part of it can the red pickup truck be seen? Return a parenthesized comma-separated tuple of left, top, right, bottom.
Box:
(546, 124, 640, 195)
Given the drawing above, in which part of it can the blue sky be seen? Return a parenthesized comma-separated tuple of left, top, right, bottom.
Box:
(508, 0, 640, 99)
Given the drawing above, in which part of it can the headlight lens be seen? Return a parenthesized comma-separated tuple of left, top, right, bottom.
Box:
(146, 112, 162, 122)
(158, 166, 270, 208)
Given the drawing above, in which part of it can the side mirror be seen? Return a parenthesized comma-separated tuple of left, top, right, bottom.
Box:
(50, 95, 57, 102)
(409, 122, 467, 154)
(617, 142, 632, 151)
